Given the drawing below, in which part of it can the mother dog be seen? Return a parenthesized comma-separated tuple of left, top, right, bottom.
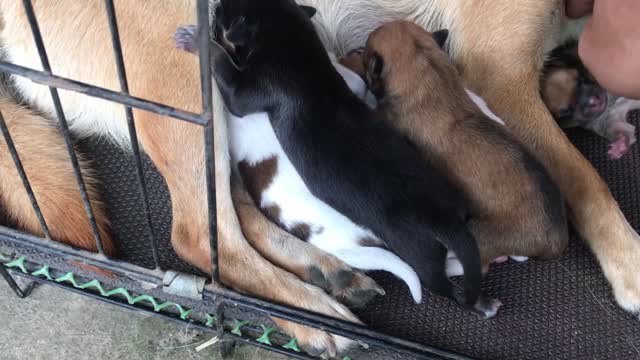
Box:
(0, 0, 638, 356)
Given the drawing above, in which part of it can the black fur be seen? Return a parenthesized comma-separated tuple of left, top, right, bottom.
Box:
(211, 0, 491, 313)
(432, 29, 449, 49)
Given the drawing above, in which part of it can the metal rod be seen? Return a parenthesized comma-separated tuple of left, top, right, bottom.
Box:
(0, 226, 162, 285)
(213, 290, 472, 360)
(196, 0, 219, 284)
(0, 264, 36, 298)
(0, 111, 51, 240)
(103, 0, 160, 269)
(0, 226, 470, 360)
(9, 270, 317, 360)
(21, 0, 105, 255)
(0, 62, 206, 126)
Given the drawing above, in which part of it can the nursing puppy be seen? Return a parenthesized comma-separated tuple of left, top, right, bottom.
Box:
(542, 42, 638, 160)
(210, 0, 500, 317)
(174, 25, 419, 305)
(346, 21, 569, 272)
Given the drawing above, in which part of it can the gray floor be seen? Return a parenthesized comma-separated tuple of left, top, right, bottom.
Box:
(0, 279, 288, 360)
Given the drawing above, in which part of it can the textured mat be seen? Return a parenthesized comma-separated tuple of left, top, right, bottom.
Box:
(75, 111, 640, 360)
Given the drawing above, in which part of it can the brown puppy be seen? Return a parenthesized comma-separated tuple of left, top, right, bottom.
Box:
(343, 20, 569, 272)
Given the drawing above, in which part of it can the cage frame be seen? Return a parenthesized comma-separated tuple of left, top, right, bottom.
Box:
(0, 1, 473, 359)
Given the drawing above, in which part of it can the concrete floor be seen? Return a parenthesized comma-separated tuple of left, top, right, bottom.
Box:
(0, 279, 289, 360)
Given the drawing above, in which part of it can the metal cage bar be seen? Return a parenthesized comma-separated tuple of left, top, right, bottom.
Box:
(0, 1, 475, 359)
(103, 0, 161, 269)
(21, 0, 106, 255)
(0, 62, 206, 125)
(196, 0, 220, 285)
(0, 111, 51, 240)
(0, 226, 472, 360)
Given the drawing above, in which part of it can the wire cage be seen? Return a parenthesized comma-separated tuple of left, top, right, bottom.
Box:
(2, 1, 640, 360)
(0, 1, 466, 359)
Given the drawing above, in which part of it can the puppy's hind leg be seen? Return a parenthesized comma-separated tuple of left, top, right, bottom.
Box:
(0, 97, 115, 255)
(232, 184, 385, 308)
(422, 245, 501, 318)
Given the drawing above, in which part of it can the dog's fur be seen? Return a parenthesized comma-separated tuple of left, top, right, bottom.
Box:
(345, 21, 568, 273)
(210, 0, 502, 317)
(1, 0, 640, 356)
(542, 42, 638, 159)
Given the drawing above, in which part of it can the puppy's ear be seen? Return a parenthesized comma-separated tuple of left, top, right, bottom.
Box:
(226, 16, 257, 47)
(432, 29, 449, 49)
(366, 51, 384, 82)
(299, 5, 317, 18)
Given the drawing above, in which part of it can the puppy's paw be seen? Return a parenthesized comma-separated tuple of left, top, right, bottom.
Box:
(509, 256, 529, 262)
(612, 273, 640, 320)
(173, 25, 199, 54)
(609, 264, 640, 319)
(608, 134, 632, 160)
(600, 222, 640, 320)
(473, 296, 503, 319)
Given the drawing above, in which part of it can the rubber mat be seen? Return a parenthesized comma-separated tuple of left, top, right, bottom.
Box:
(76, 111, 640, 360)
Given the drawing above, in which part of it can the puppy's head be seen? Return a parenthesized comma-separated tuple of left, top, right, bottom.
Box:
(362, 21, 453, 101)
(542, 67, 609, 124)
(214, 0, 317, 64)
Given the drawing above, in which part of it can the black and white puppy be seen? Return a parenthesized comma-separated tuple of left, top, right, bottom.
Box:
(208, 0, 499, 317)
(175, 25, 419, 304)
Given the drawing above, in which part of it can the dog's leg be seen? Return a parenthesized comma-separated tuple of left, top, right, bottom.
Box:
(134, 98, 359, 357)
(0, 98, 115, 256)
(232, 184, 385, 308)
(450, 0, 640, 318)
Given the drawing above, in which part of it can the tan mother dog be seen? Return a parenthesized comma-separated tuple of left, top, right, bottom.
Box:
(0, 0, 639, 356)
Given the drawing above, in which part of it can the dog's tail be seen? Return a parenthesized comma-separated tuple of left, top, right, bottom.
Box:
(335, 247, 423, 304)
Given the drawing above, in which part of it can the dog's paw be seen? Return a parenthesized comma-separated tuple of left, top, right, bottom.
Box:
(601, 223, 640, 320)
(331, 270, 385, 308)
(307, 266, 384, 308)
(492, 256, 509, 264)
(273, 286, 363, 358)
(509, 256, 529, 262)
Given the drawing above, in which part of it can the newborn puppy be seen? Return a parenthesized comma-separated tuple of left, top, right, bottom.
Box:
(542, 42, 638, 159)
(346, 21, 568, 274)
(175, 25, 420, 305)
(209, 0, 500, 317)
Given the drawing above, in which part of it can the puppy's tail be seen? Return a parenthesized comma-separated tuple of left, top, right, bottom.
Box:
(441, 226, 483, 306)
(335, 247, 423, 304)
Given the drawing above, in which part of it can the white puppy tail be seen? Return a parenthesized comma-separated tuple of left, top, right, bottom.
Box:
(335, 247, 423, 304)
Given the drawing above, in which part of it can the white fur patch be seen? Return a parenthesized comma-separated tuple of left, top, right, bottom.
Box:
(465, 89, 505, 125)
(6, 48, 131, 148)
(229, 56, 422, 303)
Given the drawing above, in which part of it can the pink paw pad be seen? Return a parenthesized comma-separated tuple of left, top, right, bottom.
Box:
(493, 256, 509, 264)
(608, 135, 631, 160)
